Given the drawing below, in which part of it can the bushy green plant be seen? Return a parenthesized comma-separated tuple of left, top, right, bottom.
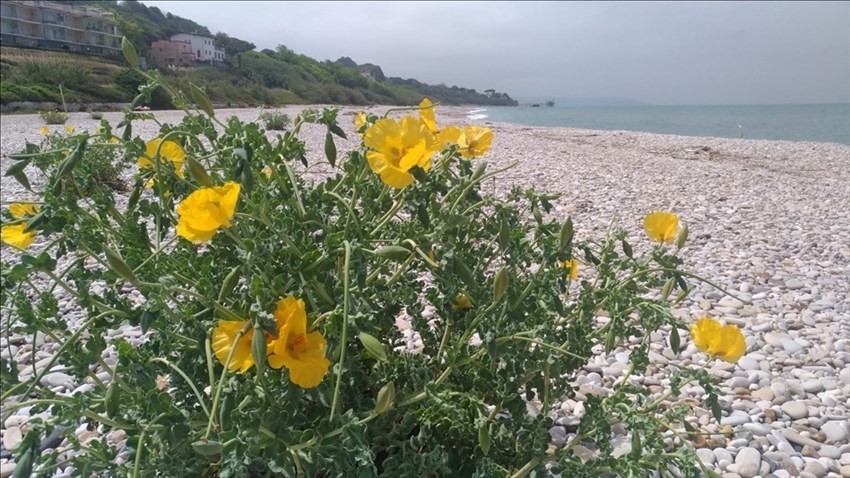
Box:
(260, 110, 292, 130)
(39, 110, 68, 125)
(1, 39, 744, 477)
(90, 110, 104, 120)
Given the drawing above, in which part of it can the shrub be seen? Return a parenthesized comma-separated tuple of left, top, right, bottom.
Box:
(89, 110, 104, 120)
(1, 46, 741, 478)
(40, 110, 68, 124)
(260, 110, 291, 130)
(11, 61, 90, 86)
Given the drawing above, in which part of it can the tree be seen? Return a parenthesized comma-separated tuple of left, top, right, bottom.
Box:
(214, 32, 256, 56)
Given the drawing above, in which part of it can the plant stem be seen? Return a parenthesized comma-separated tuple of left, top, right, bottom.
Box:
(204, 322, 251, 439)
(330, 240, 352, 421)
(149, 358, 210, 418)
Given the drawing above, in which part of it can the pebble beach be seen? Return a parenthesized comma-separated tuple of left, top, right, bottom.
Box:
(1, 107, 849, 477)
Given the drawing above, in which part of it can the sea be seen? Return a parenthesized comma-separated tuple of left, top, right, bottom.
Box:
(467, 103, 850, 145)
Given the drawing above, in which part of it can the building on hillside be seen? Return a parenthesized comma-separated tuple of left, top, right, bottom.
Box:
(169, 33, 225, 65)
(150, 39, 195, 68)
(0, 0, 121, 57)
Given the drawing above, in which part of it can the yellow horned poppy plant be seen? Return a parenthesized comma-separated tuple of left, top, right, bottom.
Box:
(690, 317, 746, 364)
(211, 320, 255, 373)
(419, 98, 438, 134)
(9, 203, 39, 219)
(364, 116, 437, 189)
(644, 212, 679, 243)
(268, 296, 330, 388)
(1, 223, 36, 250)
(452, 293, 473, 312)
(65, 126, 75, 134)
(176, 182, 241, 243)
(39, 127, 49, 135)
(354, 112, 367, 137)
(138, 139, 186, 185)
(456, 126, 494, 158)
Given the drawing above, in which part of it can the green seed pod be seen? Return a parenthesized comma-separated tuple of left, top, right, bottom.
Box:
(661, 278, 675, 301)
(127, 184, 142, 210)
(104, 247, 137, 284)
(605, 327, 616, 354)
(121, 37, 139, 69)
(192, 440, 224, 457)
(559, 218, 574, 251)
(374, 245, 411, 262)
(217, 266, 241, 302)
(358, 332, 388, 362)
(219, 394, 233, 431)
(531, 202, 543, 224)
(470, 161, 487, 182)
(478, 424, 491, 456)
(186, 156, 213, 187)
(12, 447, 34, 478)
(251, 326, 267, 375)
(324, 130, 337, 167)
(190, 83, 215, 117)
(105, 381, 120, 418)
(493, 267, 508, 303)
(54, 138, 87, 179)
(676, 224, 689, 250)
(374, 382, 395, 415)
(673, 287, 691, 304)
(498, 218, 510, 250)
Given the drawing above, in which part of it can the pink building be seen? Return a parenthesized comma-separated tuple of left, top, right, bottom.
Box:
(150, 39, 194, 67)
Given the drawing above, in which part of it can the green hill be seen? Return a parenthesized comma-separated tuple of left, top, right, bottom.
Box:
(1, 0, 517, 108)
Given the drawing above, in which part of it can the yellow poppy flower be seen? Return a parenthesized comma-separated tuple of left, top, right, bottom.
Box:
(65, 125, 75, 134)
(267, 296, 330, 388)
(1, 223, 36, 250)
(562, 258, 579, 280)
(644, 212, 679, 243)
(435, 125, 463, 150)
(452, 293, 473, 312)
(39, 127, 49, 135)
(456, 126, 494, 158)
(364, 115, 437, 189)
(262, 166, 272, 178)
(138, 139, 186, 186)
(175, 182, 241, 243)
(354, 112, 367, 137)
(419, 98, 438, 134)
(690, 317, 746, 364)
(9, 203, 39, 219)
(211, 320, 255, 373)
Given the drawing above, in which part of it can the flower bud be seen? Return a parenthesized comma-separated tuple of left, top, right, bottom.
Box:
(493, 267, 508, 303)
(359, 332, 388, 362)
(374, 245, 411, 262)
(192, 440, 224, 457)
(374, 382, 395, 415)
(676, 224, 689, 250)
(478, 424, 491, 456)
(104, 246, 137, 284)
(251, 326, 267, 375)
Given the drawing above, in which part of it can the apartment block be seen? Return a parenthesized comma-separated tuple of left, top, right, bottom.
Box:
(169, 33, 225, 65)
(150, 39, 195, 67)
(0, 0, 121, 57)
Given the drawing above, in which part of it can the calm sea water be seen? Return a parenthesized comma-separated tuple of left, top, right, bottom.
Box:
(473, 104, 850, 145)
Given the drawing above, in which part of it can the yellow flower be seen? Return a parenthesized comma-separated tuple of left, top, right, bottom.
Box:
(211, 320, 255, 373)
(562, 258, 579, 280)
(268, 296, 330, 388)
(9, 203, 39, 219)
(456, 126, 494, 158)
(354, 112, 367, 137)
(176, 182, 241, 243)
(644, 212, 679, 243)
(364, 115, 437, 189)
(435, 125, 462, 149)
(262, 166, 272, 178)
(419, 98, 437, 134)
(452, 293, 473, 312)
(65, 125, 75, 134)
(138, 139, 186, 186)
(1, 223, 36, 250)
(690, 317, 746, 364)
(39, 127, 49, 135)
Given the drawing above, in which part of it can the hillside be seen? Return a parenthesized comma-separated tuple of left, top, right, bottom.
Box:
(1, 0, 517, 108)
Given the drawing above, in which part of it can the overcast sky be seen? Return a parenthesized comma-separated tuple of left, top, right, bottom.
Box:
(141, 1, 850, 105)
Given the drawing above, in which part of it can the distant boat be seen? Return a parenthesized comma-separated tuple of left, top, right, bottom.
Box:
(531, 104, 541, 107)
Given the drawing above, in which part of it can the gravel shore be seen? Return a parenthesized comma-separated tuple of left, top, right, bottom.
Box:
(2, 107, 849, 477)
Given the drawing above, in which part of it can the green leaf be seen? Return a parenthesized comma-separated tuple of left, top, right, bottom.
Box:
(670, 326, 681, 352)
(329, 123, 347, 139)
(560, 217, 574, 251)
(139, 310, 156, 334)
(10, 171, 31, 191)
(324, 131, 337, 167)
(478, 424, 491, 456)
(121, 37, 139, 69)
(4, 158, 31, 177)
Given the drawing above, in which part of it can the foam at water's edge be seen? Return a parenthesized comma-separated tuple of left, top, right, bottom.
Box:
(466, 108, 488, 120)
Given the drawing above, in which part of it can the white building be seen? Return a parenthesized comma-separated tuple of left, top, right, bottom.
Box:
(169, 33, 224, 64)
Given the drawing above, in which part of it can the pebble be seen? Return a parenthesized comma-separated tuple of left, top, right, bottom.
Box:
(780, 401, 808, 420)
(734, 447, 762, 478)
(804, 460, 828, 478)
(821, 421, 849, 444)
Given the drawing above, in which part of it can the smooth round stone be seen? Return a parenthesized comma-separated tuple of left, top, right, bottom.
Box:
(803, 380, 824, 394)
(803, 460, 828, 478)
(715, 448, 734, 465)
(738, 356, 760, 371)
(780, 401, 808, 420)
(819, 445, 842, 459)
(840, 465, 850, 478)
(781, 339, 804, 354)
(743, 423, 771, 436)
(2, 427, 23, 450)
(722, 412, 751, 427)
(697, 448, 716, 465)
(751, 388, 775, 401)
(549, 426, 567, 447)
(821, 421, 849, 444)
(734, 447, 762, 478)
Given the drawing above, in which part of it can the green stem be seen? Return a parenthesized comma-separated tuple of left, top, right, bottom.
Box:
(205, 322, 251, 438)
(369, 199, 405, 236)
(330, 241, 352, 421)
(510, 458, 541, 478)
(149, 358, 210, 418)
(496, 335, 587, 361)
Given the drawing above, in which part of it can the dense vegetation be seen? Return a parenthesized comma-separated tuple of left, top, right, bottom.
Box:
(1, 0, 516, 108)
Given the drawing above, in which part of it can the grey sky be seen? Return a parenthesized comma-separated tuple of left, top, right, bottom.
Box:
(142, 1, 850, 105)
